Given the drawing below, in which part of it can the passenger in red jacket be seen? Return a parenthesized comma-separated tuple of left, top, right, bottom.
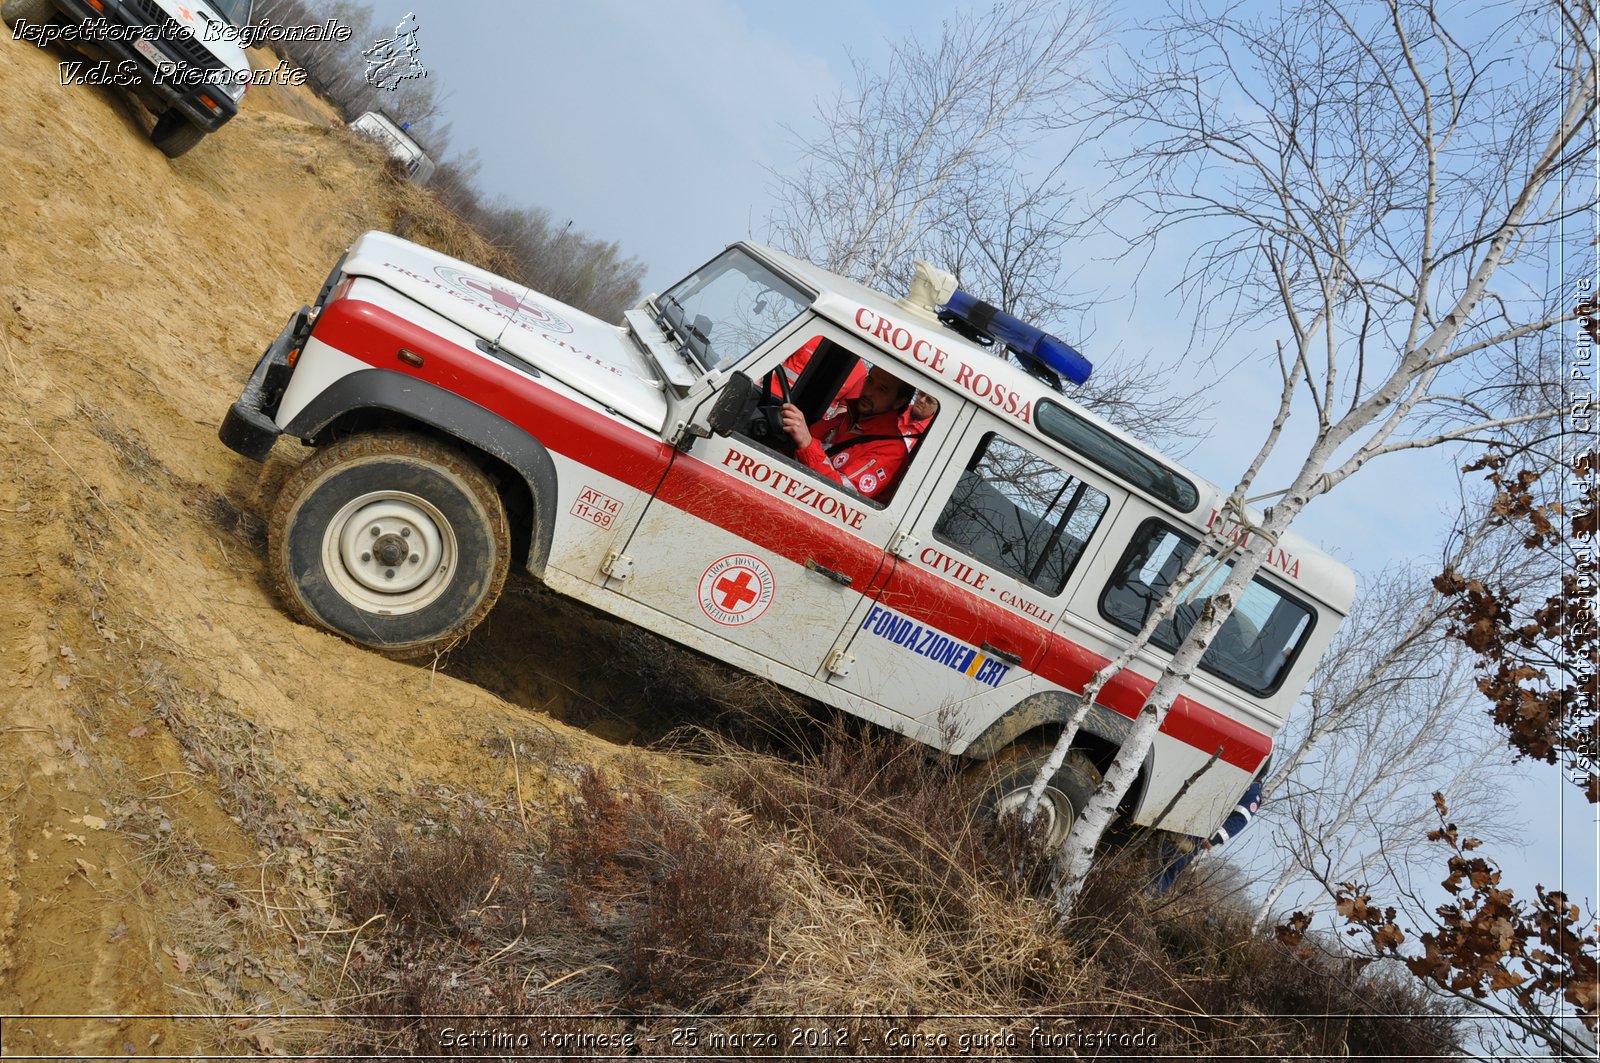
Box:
(899, 390, 940, 435)
(779, 366, 916, 502)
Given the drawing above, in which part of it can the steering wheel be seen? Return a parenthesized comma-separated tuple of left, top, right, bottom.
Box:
(752, 368, 796, 454)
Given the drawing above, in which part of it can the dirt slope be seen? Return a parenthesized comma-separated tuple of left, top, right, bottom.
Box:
(0, 38, 654, 1058)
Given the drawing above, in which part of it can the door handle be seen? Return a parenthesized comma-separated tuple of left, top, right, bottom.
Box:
(804, 559, 853, 587)
(980, 641, 1023, 666)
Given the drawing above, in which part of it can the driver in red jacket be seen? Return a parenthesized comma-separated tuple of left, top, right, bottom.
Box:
(779, 366, 916, 502)
(767, 335, 867, 411)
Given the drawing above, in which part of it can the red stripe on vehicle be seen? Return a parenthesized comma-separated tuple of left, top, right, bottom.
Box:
(873, 552, 1269, 769)
(313, 297, 1269, 770)
(315, 299, 677, 485)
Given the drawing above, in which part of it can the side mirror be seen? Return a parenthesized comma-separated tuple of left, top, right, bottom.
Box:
(706, 372, 755, 437)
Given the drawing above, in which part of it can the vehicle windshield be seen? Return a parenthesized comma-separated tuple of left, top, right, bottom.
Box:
(207, 0, 252, 27)
(656, 249, 810, 370)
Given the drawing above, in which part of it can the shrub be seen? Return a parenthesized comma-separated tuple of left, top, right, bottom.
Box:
(330, 728, 1462, 1058)
(625, 808, 781, 1007)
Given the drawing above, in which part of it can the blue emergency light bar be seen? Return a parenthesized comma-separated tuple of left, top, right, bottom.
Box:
(940, 289, 1092, 387)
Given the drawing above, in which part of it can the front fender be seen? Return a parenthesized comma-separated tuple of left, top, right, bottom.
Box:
(964, 691, 1135, 761)
(281, 368, 559, 574)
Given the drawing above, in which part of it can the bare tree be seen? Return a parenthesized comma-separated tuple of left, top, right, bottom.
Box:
(1023, 0, 1595, 908)
(764, 0, 1201, 443)
(1236, 465, 1565, 929)
(1243, 579, 1512, 931)
(1281, 454, 1600, 1052)
(766, 0, 1095, 289)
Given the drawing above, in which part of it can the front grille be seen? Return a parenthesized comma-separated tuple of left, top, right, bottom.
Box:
(130, 0, 228, 72)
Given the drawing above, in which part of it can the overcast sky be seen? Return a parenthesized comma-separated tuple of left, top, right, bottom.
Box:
(353, 0, 1593, 912)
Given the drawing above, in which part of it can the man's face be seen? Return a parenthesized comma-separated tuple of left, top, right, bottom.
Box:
(854, 367, 904, 418)
(910, 391, 940, 421)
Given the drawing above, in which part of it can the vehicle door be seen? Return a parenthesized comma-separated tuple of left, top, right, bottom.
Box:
(603, 319, 934, 685)
(825, 414, 1126, 746)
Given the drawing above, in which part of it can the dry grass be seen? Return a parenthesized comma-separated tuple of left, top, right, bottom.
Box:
(323, 720, 1464, 1058)
(330, 758, 785, 1055)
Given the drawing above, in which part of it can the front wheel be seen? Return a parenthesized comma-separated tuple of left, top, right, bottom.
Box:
(977, 746, 1101, 854)
(268, 433, 510, 659)
(150, 111, 205, 158)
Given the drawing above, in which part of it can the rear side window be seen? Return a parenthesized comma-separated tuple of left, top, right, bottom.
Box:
(1035, 400, 1199, 512)
(934, 434, 1109, 595)
(1100, 521, 1314, 695)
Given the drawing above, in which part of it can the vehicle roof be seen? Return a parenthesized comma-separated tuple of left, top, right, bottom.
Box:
(740, 241, 1357, 613)
(352, 112, 426, 153)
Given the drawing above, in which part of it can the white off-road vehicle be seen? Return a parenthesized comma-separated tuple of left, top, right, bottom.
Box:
(4, 0, 252, 156)
(220, 232, 1354, 848)
(349, 110, 435, 184)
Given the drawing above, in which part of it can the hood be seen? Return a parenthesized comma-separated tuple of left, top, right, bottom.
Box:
(148, 0, 251, 73)
(340, 231, 669, 431)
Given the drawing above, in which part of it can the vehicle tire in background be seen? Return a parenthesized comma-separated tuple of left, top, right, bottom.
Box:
(269, 432, 510, 660)
(150, 111, 204, 158)
(2, 0, 56, 29)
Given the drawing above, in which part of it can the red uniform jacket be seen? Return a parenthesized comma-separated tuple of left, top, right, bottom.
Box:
(767, 337, 867, 408)
(796, 408, 912, 501)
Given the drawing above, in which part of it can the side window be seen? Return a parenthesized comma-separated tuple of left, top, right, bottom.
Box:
(933, 434, 1110, 595)
(1099, 521, 1314, 695)
(741, 334, 939, 506)
(761, 334, 867, 420)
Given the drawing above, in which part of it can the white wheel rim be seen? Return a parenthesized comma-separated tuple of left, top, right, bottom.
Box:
(995, 785, 1074, 851)
(323, 491, 457, 615)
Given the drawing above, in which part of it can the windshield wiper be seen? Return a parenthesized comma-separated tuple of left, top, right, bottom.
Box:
(656, 294, 711, 365)
(683, 317, 712, 352)
(656, 294, 688, 344)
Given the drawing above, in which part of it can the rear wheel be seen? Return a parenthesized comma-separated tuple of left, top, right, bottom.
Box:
(977, 745, 1102, 854)
(151, 111, 204, 158)
(268, 433, 510, 659)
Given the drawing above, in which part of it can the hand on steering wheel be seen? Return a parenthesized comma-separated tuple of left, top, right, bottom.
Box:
(753, 368, 798, 453)
(779, 402, 812, 449)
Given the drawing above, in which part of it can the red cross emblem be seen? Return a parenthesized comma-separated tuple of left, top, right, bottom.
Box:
(714, 569, 760, 611)
(698, 555, 774, 626)
(423, 265, 576, 334)
(461, 276, 522, 311)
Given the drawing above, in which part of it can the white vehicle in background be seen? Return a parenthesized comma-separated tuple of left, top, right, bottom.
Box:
(3, 0, 253, 157)
(349, 110, 435, 184)
(219, 232, 1356, 854)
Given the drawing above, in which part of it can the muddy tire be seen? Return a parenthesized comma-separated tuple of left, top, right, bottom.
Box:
(151, 111, 204, 158)
(268, 432, 509, 659)
(2, 0, 55, 29)
(976, 745, 1102, 854)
